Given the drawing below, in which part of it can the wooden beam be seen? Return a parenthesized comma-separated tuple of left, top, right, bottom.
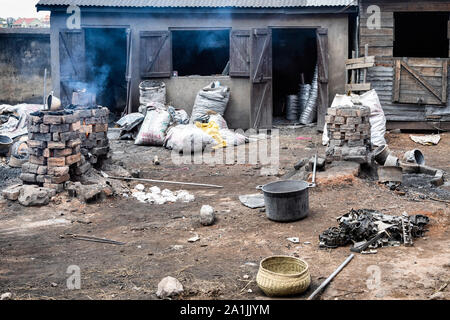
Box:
(346, 83, 371, 91)
(393, 59, 401, 102)
(442, 59, 448, 103)
(387, 121, 450, 131)
(346, 62, 375, 70)
(346, 56, 375, 65)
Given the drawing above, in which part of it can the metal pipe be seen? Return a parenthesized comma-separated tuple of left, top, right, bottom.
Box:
(307, 254, 355, 300)
(43, 68, 47, 110)
(102, 173, 223, 189)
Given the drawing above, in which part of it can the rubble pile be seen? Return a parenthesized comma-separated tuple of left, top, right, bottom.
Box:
(21, 110, 82, 192)
(325, 105, 371, 164)
(68, 106, 110, 169)
(319, 209, 430, 251)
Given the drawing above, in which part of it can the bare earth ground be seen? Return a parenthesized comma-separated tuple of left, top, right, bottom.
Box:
(0, 128, 448, 300)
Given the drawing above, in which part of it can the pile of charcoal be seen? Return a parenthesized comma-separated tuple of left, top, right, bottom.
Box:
(319, 209, 430, 252)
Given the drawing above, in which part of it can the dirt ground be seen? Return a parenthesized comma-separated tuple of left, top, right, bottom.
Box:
(0, 128, 449, 300)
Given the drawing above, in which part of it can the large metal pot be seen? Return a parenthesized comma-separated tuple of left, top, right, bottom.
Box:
(0, 135, 13, 156)
(258, 180, 310, 222)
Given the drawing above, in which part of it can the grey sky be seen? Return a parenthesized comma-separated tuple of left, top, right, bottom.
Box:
(0, 0, 49, 18)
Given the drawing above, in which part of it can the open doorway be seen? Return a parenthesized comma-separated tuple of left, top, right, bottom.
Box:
(85, 28, 128, 118)
(272, 28, 317, 124)
(394, 12, 449, 58)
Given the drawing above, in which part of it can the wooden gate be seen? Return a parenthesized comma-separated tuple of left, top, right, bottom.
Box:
(393, 57, 448, 106)
(59, 29, 86, 106)
(250, 28, 272, 129)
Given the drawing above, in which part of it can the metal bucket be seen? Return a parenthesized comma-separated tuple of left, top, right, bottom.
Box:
(0, 135, 13, 156)
(374, 145, 390, 165)
(259, 180, 310, 222)
(403, 149, 425, 165)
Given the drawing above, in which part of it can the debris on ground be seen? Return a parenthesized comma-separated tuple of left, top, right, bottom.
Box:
(410, 134, 441, 146)
(18, 185, 56, 207)
(187, 233, 200, 243)
(156, 276, 184, 299)
(319, 209, 430, 252)
(0, 292, 12, 300)
(131, 185, 195, 204)
(286, 237, 300, 244)
(239, 194, 265, 209)
(200, 205, 215, 226)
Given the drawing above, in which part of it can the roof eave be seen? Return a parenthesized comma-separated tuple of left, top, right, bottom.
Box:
(36, 5, 357, 14)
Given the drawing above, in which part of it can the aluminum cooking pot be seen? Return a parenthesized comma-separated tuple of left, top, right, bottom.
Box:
(256, 180, 312, 222)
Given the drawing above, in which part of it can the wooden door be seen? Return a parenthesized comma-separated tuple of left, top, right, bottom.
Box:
(59, 29, 86, 106)
(394, 57, 448, 106)
(316, 28, 329, 130)
(124, 28, 132, 115)
(230, 30, 251, 77)
(250, 28, 272, 129)
(140, 31, 171, 78)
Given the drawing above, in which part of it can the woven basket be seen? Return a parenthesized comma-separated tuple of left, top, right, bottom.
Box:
(256, 256, 311, 297)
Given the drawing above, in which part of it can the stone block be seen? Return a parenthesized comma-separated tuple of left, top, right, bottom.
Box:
(48, 141, 66, 149)
(66, 153, 81, 165)
(28, 140, 46, 149)
(54, 148, 73, 157)
(50, 124, 70, 133)
(20, 173, 36, 183)
(47, 157, 66, 167)
(29, 155, 46, 165)
(43, 115, 62, 125)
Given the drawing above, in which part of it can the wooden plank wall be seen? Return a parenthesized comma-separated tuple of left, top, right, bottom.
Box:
(359, 0, 450, 123)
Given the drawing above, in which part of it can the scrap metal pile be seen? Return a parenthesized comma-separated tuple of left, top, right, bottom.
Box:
(319, 209, 429, 252)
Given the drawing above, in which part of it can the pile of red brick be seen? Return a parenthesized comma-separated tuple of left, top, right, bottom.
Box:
(325, 105, 371, 164)
(22, 110, 82, 192)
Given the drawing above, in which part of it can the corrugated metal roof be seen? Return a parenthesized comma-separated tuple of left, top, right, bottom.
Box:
(36, 0, 357, 8)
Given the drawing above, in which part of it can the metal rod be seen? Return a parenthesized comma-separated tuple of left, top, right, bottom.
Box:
(43, 68, 47, 110)
(307, 254, 355, 300)
(311, 151, 318, 186)
(104, 174, 223, 189)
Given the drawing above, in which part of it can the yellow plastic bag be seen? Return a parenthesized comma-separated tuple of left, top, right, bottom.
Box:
(195, 121, 227, 149)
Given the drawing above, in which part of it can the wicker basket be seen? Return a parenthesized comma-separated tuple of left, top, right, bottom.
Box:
(256, 256, 311, 297)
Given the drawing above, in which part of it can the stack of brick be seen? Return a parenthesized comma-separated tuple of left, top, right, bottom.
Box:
(21, 110, 82, 192)
(325, 105, 371, 164)
(73, 106, 110, 168)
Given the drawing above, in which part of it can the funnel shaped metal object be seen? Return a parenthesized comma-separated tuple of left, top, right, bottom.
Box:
(46, 92, 62, 111)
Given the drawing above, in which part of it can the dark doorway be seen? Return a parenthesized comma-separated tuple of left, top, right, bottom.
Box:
(172, 29, 230, 76)
(272, 28, 317, 122)
(394, 12, 449, 58)
(85, 28, 127, 117)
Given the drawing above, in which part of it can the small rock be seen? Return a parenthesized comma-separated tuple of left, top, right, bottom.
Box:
(51, 282, 58, 287)
(2, 184, 23, 201)
(18, 185, 52, 207)
(156, 276, 183, 299)
(135, 184, 145, 192)
(243, 274, 249, 279)
(247, 289, 253, 293)
(0, 292, 12, 300)
(287, 237, 300, 244)
(188, 233, 200, 243)
(200, 205, 215, 226)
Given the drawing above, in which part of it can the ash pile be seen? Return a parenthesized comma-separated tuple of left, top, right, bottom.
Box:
(319, 209, 430, 253)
